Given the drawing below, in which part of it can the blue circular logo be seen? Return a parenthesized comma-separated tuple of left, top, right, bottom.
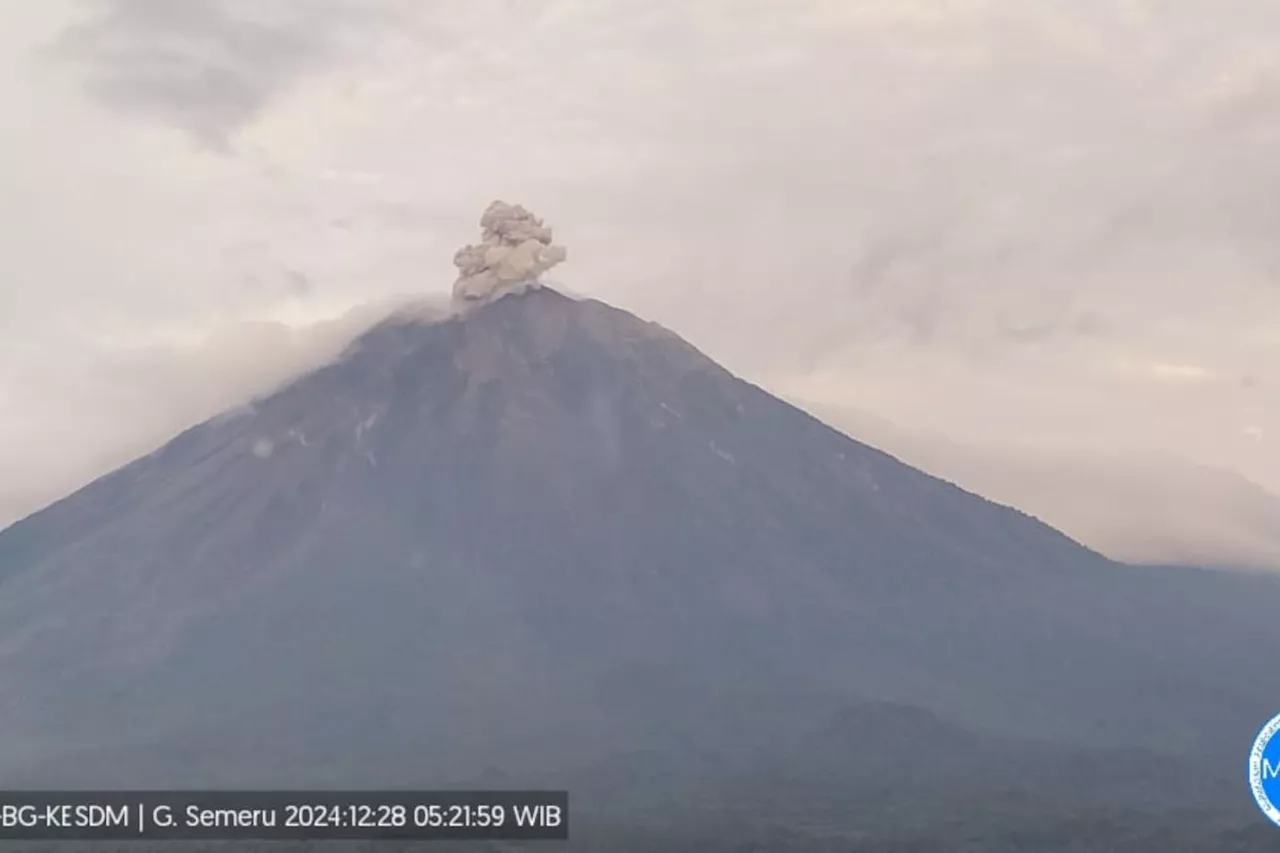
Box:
(1249, 713, 1280, 826)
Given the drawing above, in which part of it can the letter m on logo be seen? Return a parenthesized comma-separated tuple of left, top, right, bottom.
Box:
(1264, 759, 1280, 780)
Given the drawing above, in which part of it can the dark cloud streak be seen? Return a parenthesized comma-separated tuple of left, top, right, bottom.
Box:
(55, 0, 396, 148)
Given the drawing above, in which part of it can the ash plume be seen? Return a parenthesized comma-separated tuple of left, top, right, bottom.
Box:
(451, 201, 567, 303)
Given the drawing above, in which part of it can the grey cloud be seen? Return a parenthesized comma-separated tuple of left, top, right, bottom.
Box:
(0, 296, 418, 530)
(991, 308, 1114, 346)
(55, 0, 396, 147)
(836, 218, 1109, 350)
(451, 201, 567, 303)
(284, 269, 312, 298)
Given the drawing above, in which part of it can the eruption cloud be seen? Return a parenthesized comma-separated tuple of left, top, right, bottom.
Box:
(451, 201, 567, 303)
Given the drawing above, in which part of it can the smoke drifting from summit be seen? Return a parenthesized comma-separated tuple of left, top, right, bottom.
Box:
(452, 201, 567, 303)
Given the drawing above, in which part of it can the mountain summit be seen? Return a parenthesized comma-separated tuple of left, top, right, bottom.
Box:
(1, 259, 1279, 805)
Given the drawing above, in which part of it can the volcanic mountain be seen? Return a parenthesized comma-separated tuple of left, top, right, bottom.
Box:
(0, 286, 1278, 807)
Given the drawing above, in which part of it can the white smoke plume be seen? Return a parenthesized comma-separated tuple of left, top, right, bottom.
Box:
(451, 201, 567, 303)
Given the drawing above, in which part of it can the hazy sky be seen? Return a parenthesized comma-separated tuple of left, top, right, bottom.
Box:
(1, 0, 1276, 528)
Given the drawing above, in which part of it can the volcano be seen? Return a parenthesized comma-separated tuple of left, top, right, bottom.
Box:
(0, 284, 1278, 825)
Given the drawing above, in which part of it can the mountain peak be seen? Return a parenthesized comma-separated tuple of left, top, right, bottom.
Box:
(1, 264, 1277, 792)
(358, 286, 712, 393)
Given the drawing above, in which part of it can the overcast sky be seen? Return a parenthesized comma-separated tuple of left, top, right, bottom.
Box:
(0, 0, 1276, 531)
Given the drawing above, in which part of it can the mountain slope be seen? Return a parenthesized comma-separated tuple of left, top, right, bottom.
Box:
(802, 401, 1280, 570)
(0, 287, 1277, 790)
